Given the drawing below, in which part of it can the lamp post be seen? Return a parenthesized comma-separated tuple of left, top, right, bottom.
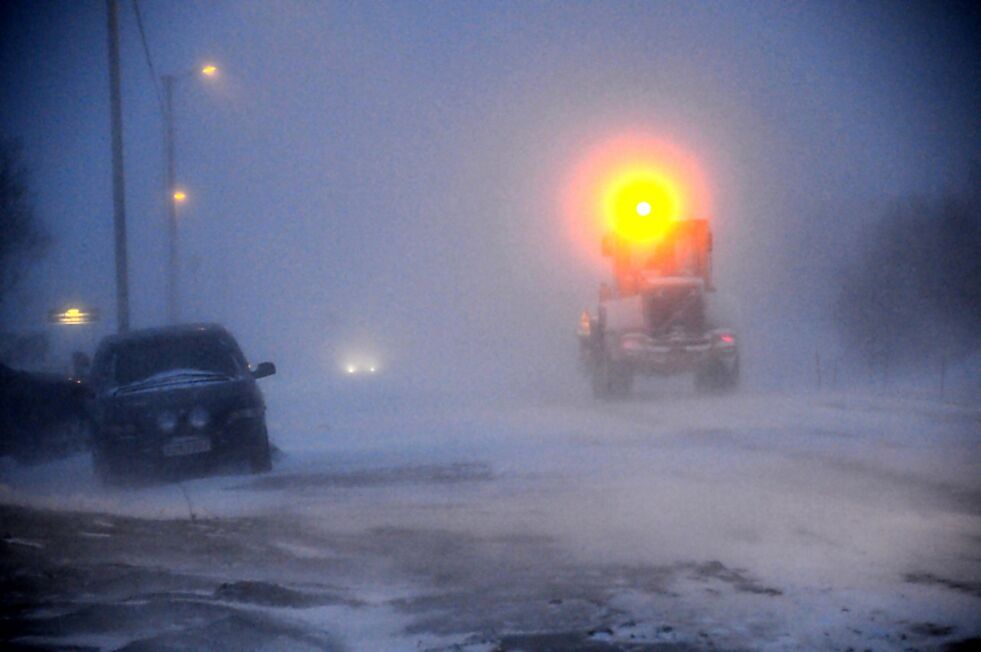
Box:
(105, 0, 129, 333)
(162, 64, 217, 324)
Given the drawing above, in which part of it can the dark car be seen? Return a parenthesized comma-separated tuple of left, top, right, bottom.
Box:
(0, 363, 91, 463)
(87, 324, 276, 484)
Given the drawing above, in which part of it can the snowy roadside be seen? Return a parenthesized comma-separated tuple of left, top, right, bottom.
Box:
(1, 387, 978, 650)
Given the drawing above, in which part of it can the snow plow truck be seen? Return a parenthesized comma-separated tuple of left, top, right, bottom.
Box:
(578, 216, 739, 398)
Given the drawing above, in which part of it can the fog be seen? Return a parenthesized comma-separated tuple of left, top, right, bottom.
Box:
(1, 1, 977, 393)
(2, 3, 980, 650)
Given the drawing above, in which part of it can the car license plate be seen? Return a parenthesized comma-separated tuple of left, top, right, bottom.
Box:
(162, 436, 211, 457)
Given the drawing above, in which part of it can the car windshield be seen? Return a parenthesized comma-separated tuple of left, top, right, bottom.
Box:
(109, 333, 242, 387)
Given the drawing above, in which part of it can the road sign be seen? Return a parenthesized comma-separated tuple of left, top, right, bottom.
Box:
(48, 307, 99, 325)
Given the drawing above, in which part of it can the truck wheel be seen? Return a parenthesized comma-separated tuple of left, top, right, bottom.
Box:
(591, 354, 613, 399)
(695, 357, 739, 394)
(694, 364, 713, 393)
(611, 364, 633, 398)
(723, 357, 740, 391)
(592, 354, 630, 399)
(593, 355, 632, 399)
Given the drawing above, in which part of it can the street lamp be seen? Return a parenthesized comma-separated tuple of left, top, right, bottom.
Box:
(162, 63, 217, 324)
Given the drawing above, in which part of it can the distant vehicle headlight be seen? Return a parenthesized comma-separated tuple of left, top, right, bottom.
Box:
(156, 410, 178, 433)
(189, 406, 210, 429)
(342, 361, 379, 375)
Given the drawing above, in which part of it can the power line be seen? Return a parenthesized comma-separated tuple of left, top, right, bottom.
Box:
(132, 0, 164, 115)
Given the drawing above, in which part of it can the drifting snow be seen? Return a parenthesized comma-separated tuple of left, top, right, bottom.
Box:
(1, 380, 978, 650)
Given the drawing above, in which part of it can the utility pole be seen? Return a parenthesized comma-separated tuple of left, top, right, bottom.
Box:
(106, 0, 129, 333)
(163, 74, 178, 324)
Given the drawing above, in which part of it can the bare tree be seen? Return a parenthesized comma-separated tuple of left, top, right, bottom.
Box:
(836, 168, 981, 370)
(0, 139, 50, 317)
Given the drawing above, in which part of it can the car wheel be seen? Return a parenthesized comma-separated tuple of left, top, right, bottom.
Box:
(249, 430, 273, 473)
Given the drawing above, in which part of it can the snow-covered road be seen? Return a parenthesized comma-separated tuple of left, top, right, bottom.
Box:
(2, 383, 979, 650)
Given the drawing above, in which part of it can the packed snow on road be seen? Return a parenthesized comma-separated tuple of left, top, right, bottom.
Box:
(2, 380, 978, 651)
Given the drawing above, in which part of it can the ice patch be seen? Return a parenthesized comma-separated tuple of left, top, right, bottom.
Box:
(3, 536, 44, 548)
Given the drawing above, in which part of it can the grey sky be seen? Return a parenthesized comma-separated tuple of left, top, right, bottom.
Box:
(1, 0, 978, 388)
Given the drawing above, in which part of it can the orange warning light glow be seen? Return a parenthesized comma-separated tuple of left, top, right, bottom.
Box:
(561, 132, 712, 268)
(602, 166, 683, 245)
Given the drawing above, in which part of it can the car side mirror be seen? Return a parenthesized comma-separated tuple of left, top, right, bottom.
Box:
(252, 361, 276, 379)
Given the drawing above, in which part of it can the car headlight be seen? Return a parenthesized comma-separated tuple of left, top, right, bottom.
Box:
(189, 406, 210, 429)
(156, 410, 178, 433)
(228, 406, 261, 422)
